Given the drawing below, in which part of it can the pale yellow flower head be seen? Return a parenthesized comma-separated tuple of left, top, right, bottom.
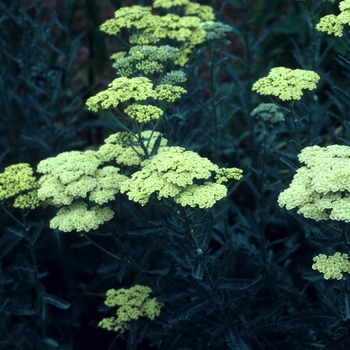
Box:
(278, 145, 350, 222)
(0, 163, 40, 209)
(86, 77, 157, 113)
(124, 104, 164, 123)
(37, 150, 127, 207)
(312, 252, 350, 280)
(100, 6, 154, 36)
(120, 146, 243, 208)
(49, 201, 114, 232)
(252, 67, 320, 101)
(98, 285, 163, 333)
(316, 0, 350, 37)
(185, 2, 215, 22)
(153, 0, 190, 9)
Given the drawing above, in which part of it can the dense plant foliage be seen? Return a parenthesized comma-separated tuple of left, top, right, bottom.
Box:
(2, 0, 350, 349)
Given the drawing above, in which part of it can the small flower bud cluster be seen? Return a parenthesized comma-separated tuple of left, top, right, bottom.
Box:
(250, 103, 285, 124)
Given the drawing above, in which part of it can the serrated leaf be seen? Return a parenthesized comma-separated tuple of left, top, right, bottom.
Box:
(168, 299, 210, 323)
(44, 294, 70, 309)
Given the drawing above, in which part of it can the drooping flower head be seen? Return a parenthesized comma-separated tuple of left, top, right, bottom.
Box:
(252, 67, 320, 101)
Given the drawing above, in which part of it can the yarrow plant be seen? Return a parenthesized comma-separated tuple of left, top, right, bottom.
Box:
(5, 0, 350, 349)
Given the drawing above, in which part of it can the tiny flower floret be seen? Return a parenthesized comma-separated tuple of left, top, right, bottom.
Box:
(252, 67, 320, 101)
(98, 285, 163, 333)
(278, 145, 350, 222)
(312, 252, 350, 280)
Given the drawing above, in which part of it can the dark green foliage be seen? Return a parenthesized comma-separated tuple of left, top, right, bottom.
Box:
(2, 0, 350, 349)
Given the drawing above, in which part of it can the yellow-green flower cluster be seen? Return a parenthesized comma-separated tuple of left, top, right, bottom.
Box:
(312, 252, 350, 280)
(37, 150, 129, 232)
(50, 201, 114, 233)
(184, 2, 215, 21)
(214, 167, 244, 184)
(124, 104, 164, 123)
(120, 146, 243, 208)
(250, 103, 285, 123)
(252, 67, 320, 101)
(112, 45, 180, 77)
(86, 77, 157, 113)
(0, 163, 40, 209)
(160, 70, 187, 85)
(278, 145, 350, 222)
(155, 84, 187, 102)
(86, 76, 187, 113)
(97, 130, 168, 166)
(202, 22, 233, 40)
(100, 6, 154, 36)
(316, 0, 350, 37)
(100, 2, 216, 67)
(153, 0, 190, 9)
(98, 285, 163, 333)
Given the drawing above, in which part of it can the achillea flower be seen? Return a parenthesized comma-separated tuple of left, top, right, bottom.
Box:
(278, 145, 350, 222)
(86, 77, 157, 112)
(112, 45, 180, 77)
(124, 104, 164, 123)
(250, 103, 285, 123)
(120, 146, 243, 207)
(185, 2, 215, 22)
(160, 70, 187, 85)
(153, 0, 190, 9)
(316, 14, 344, 37)
(155, 84, 187, 102)
(312, 252, 350, 280)
(49, 201, 114, 232)
(98, 285, 163, 333)
(37, 150, 127, 207)
(316, 0, 350, 37)
(100, 6, 154, 35)
(203, 22, 233, 40)
(214, 167, 244, 184)
(252, 67, 320, 101)
(0, 163, 40, 209)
